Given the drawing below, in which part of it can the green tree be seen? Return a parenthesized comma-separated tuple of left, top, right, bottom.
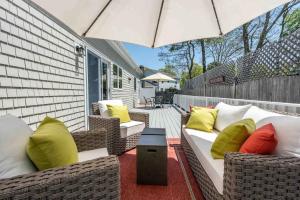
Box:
(159, 64, 177, 77)
(180, 64, 203, 87)
(241, 1, 299, 54)
(282, 8, 300, 37)
(159, 41, 196, 79)
(207, 61, 223, 71)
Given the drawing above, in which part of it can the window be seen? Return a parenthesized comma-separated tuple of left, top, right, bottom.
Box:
(113, 64, 123, 88)
(134, 77, 137, 91)
(113, 64, 118, 88)
(119, 67, 122, 88)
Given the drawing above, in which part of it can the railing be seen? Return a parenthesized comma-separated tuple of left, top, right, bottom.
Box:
(173, 94, 300, 116)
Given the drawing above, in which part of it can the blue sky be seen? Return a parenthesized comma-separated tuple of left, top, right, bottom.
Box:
(124, 42, 201, 71)
(123, 43, 165, 70)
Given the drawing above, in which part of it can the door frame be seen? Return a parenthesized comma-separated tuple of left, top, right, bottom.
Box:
(100, 58, 111, 100)
(85, 50, 112, 113)
(84, 44, 113, 129)
(86, 50, 101, 113)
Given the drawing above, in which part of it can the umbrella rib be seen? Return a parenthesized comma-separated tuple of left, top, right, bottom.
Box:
(82, 0, 113, 37)
(152, 0, 165, 48)
(210, 0, 223, 36)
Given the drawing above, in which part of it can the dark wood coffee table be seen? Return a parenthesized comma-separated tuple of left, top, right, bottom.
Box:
(141, 128, 166, 136)
(137, 128, 167, 185)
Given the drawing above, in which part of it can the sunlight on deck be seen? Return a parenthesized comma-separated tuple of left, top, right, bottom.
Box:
(131, 106, 181, 138)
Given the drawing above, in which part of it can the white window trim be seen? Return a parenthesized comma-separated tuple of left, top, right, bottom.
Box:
(113, 64, 123, 89)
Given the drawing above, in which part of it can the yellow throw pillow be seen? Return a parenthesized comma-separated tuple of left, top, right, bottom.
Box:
(186, 107, 218, 132)
(26, 117, 78, 170)
(211, 118, 255, 159)
(107, 104, 131, 123)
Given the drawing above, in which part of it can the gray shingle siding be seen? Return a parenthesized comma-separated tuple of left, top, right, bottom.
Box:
(0, 0, 85, 131)
(85, 39, 141, 109)
(110, 66, 139, 109)
(0, 0, 140, 130)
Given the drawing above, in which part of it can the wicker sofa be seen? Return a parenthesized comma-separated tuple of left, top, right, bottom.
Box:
(89, 102, 149, 155)
(0, 128, 120, 199)
(181, 104, 300, 200)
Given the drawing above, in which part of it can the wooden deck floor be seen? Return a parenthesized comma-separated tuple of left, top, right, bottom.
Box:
(131, 105, 181, 138)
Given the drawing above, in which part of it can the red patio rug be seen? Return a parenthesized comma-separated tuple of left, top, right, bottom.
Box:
(119, 138, 204, 200)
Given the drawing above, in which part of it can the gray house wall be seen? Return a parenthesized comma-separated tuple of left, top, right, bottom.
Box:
(0, 0, 85, 131)
(85, 39, 141, 109)
(0, 0, 141, 131)
(110, 67, 139, 109)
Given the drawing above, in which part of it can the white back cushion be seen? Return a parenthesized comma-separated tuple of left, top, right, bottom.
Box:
(182, 127, 224, 194)
(98, 100, 123, 117)
(243, 106, 283, 123)
(120, 121, 145, 138)
(0, 114, 36, 179)
(78, 148, 109, 162)
(214, 102, 251, 131)
(256, 116, 300, 157)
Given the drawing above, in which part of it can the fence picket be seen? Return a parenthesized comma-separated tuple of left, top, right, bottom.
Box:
(182, 29, 300, 104)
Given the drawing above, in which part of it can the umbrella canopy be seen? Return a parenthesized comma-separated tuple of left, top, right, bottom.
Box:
(32, 0, 291, 48)
(142, 73, 175, 82)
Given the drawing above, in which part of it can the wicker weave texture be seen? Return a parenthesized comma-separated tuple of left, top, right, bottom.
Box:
(181, 134, 223, 200)
(89, 115, 120, 155)
(181, 113, 300, 200)
(0, 130, 120, 200)
(72, 129, 107, 152)
(224, 153, 300, 200)
(90, 102, 149, 155)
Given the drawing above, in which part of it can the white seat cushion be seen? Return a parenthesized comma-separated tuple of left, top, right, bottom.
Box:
(120, 120, 145, 138)
(256, 116, 300, 157)
(214, 102, 251, 131)
(98, 100, 123, 117)
(78, 148, 109, 162)
(182, 126, 224, 194)
(242, 106, 282, 123)
(0, 114, 36, 179)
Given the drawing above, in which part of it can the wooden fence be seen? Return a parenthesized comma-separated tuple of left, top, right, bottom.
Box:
(173, 94, 300, 115)
(182, 29, 300, 103)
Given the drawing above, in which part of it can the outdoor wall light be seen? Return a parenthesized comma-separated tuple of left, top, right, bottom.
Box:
(128, 77, 132, 81)
(75, 44, 85, 56)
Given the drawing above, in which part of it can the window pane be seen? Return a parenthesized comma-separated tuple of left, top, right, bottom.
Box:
(87, 52, 99, 114)
(134, 77, 136, 91)
(119, 68, 122, 77)
(113, 64, 118, 76)
(119, 79, 122, 88)
(113, 79, 118, 88)
(102, 62, 108, 100)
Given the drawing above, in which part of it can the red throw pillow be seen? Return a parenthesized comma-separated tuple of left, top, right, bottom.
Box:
(189, 105, 214, 112)
(240, 123, 278, 154)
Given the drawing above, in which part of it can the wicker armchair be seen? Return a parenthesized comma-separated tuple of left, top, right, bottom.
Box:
(89, 102, 149, 155)
(181, 113, 300, 200)
(0, 129, 120, 200)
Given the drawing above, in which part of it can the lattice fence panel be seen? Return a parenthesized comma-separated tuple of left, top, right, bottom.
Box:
(205, 61, 236, 85)
(236, 29, 300, 84)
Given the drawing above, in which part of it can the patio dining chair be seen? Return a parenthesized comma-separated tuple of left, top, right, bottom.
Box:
(143, 96, 153, 108)
(163, 93, 173, 106)
(89, 100, 149, 155)
(154, 95, 163, 108)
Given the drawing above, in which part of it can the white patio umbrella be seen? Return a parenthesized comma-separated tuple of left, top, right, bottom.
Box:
(142, 73, 175, 82)
(32, 0, 291, 48)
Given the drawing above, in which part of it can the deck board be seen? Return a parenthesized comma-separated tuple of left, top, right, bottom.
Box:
(131, 105, 181, 138)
